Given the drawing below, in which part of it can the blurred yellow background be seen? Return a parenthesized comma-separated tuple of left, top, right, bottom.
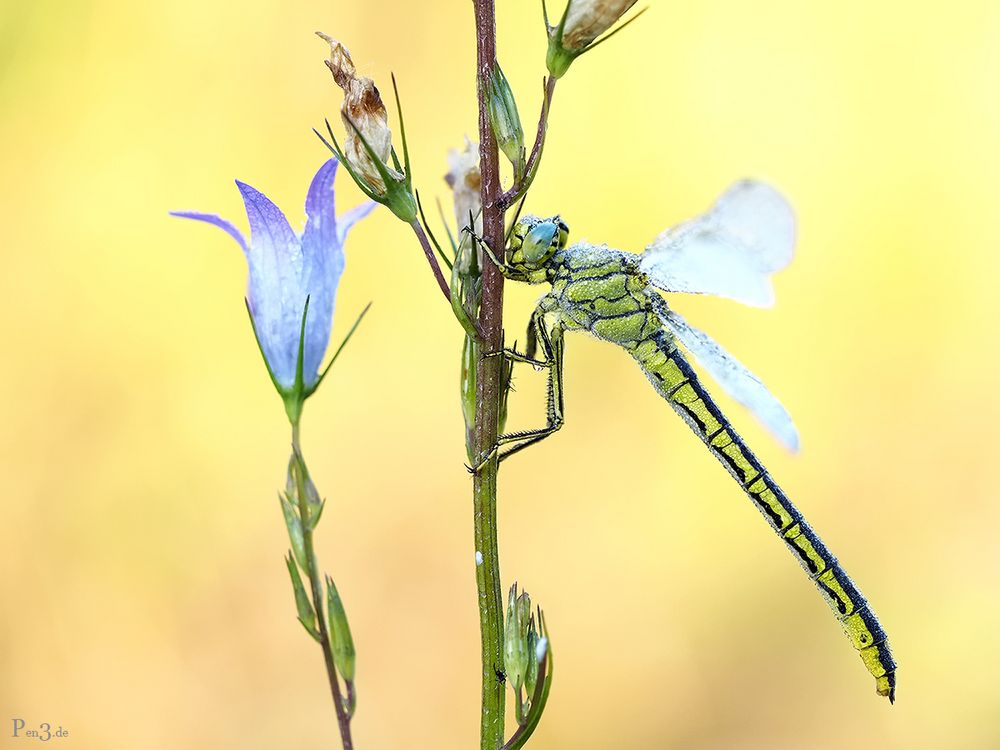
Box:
(2, 0, 999, 747)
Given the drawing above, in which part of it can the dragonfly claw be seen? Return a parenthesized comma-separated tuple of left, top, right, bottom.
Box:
(467, 446, 499, 474)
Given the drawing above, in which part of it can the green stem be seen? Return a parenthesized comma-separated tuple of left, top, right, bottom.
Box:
(472, 0, 507, 747)
(291, 421, 355, 750)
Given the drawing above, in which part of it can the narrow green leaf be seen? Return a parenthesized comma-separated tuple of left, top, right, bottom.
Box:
(312, 302, 373, 395)
(326, 575, 356, 683)
(285, 553, 320, 642)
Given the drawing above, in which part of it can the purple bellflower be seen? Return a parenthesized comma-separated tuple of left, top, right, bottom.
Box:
(173, 159, 375, 419)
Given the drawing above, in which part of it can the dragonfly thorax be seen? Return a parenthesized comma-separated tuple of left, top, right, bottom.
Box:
(507, 215, 568, 277)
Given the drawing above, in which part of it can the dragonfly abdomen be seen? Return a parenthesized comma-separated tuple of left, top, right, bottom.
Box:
(631, 329, 897, 702)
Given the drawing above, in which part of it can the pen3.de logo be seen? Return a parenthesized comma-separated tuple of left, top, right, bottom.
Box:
(11, 719, 70, 742)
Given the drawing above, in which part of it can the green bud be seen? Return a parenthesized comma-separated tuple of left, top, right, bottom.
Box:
(461, 336, 478, 434)
(326, 576, 357, 684)
(287, 451, 324, 531)
(525, 615, 540, 697)
(486, 64, 526, 180)
(507, 607, 552, 748)
(285, 553, 320, 641)
(545, 42, 575, 80)
(504, 583, 531, 691)
(279, 493, 307, 572)
(381, 178, 419, 224)
(517, 590, 532, 635)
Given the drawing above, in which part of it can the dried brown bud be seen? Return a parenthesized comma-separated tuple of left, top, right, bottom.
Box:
(317, 32, 399, 195)
(561, 0, 637, 51)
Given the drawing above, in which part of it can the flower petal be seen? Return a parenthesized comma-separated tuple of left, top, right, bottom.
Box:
(170, 211, 250, 255)
(236, 179, 304, 389)
(298, 160, 346, 387)
(303, 159, 341, 251)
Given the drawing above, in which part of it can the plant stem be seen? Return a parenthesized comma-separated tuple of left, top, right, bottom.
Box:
(409, 220, 453, 302)
(472, 1, 507, 748)
(501, 76, 557, 209)
(291, 421, 355, 750)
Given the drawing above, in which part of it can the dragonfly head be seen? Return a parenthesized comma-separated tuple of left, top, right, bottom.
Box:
(508, 215, 569, 275)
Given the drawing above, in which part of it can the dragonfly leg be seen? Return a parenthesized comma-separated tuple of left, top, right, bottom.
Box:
(462, 225, 517, 276)
(483, 315, 553, 368)
(495, 315, 566, 464)
(484, 343, 550, 369)
(469, 310, 565, 473)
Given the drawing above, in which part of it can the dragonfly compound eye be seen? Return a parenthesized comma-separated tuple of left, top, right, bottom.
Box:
(521, 222, 560, 265)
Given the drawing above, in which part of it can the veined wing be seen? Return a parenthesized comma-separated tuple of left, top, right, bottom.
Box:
(640, 180, 795, 307)
(659, 306, 800, 452)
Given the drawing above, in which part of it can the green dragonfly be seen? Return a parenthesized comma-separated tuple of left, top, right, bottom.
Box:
(474, 180, 896, 702)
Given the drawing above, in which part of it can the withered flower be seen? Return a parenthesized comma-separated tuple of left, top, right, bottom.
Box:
(316, 33, 417, 222)
(444, 137, 482, 234)
(562, 0, 637, 50)
(318, 33, 400, 195)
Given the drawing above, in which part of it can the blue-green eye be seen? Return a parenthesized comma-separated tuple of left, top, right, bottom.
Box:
(522, 222, 559, 262)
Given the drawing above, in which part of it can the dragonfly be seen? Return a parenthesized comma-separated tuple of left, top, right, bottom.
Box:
(472, 180, 896, 702)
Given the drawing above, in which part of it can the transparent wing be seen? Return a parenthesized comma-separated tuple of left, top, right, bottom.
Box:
(660, 307, 800, 452)
(639, 180, 796, 307)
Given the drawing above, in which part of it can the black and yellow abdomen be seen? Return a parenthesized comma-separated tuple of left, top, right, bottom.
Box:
(632, 328, 897, 701)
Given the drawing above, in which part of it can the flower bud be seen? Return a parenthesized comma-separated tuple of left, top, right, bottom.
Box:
(516, 603, 553, 733)
(287, 449, 324, 531)
(547, 0, 641, 78)
(563, 0, 637, 50)
(318, 33, 400, 196)
(524, 616, 540, 696)
(486, 64, 525, 180)
(279, 492, 307, 572)
(461, 335, 478, 457)
(503, 583, 532, 691)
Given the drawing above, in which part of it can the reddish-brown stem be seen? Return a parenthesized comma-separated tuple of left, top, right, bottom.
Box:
(409, 221, 453, 302)
(501, 76, 557, 209)
(472, 1, 507, 748)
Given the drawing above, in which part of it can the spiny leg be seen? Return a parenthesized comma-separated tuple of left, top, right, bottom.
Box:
(496, 339, 564, 463)
(488, 310, 549, 369)
(492, 309, 566, 466)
